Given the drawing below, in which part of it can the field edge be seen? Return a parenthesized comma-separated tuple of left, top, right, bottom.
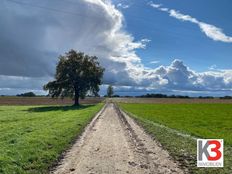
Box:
(118, 103, 232, 174)
(48, 103, 106, 172)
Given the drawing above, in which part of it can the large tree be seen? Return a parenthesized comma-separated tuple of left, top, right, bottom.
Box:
(44, 50, 104, 105)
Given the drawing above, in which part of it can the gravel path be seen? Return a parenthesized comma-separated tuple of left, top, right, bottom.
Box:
(52, 103, 184, 174)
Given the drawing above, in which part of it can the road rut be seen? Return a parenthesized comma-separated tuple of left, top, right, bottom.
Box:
(52, 103, 184, 174)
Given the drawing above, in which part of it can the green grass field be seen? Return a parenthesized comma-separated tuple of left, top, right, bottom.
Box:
(119, 103, 232, 174)
(0, 104, 103, 174)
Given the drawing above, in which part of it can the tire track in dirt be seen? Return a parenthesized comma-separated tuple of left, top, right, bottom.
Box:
(51, 103, 184, 174)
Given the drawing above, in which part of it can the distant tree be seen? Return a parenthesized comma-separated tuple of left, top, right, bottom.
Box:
(107, 85, 114, 98)
(17, 92, 36, 97)
(44, 50, 104, 105)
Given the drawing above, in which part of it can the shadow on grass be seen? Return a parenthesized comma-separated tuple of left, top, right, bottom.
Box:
(27, 104, 95, 112)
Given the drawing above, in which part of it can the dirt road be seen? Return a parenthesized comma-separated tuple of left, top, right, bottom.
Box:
(52, 103, 184, 174)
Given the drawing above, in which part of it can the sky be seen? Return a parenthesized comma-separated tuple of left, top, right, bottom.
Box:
(0, 0, 232, 96)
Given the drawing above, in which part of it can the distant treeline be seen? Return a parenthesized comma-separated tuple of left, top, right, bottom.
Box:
(219, 96, 232, 99)
(197, 96, 232, 99)
(16, 92, 36, 97)
(103, 94, 120, 98)
(137, 93, 190, 98)
(137, 93, 232, 99)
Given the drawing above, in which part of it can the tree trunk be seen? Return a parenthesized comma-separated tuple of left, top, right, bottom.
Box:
(74, 89, 80, 106)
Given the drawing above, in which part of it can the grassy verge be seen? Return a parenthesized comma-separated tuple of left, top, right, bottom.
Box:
(0, 103, 103, 174)
(119, 103, 232, 174)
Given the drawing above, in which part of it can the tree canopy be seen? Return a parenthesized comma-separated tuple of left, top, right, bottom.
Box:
(44, 50, 104, 105)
